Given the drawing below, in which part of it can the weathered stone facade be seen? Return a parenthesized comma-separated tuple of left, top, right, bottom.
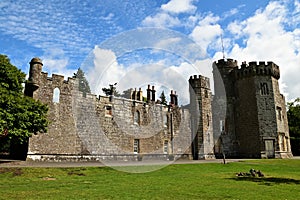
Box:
(25, 58, 193, 161)
(213, 59, 293, 158)
(25, 57, 292, 161)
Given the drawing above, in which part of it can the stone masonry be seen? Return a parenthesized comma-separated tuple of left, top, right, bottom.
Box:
(24, 57, 293, 161)
(213, 59, 292, 158)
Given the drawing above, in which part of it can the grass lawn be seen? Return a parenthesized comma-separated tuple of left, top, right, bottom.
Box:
(0, 159, 299, 200)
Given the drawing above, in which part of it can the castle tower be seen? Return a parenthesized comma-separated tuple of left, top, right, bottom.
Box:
(234, 61, 292, 158)
(212, 59, 239, 157)
(189, 75, 215, 160)
(24, 57, 43, 98)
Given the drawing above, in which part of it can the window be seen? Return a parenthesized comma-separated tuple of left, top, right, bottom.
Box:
(133, 139, 140, 154)
(105, 105, 112, 116)
(220, 120, 225, 132)
(205, 90, 208, 98)
(134, 110, 140, 125)
(207, 114, 210, 126)
(276, 106, 282, 121)
(163, 140, 168, 154)
(260, 82, 269, 95)
(163, 114, 168, 127)
(53, 88, 60, 103)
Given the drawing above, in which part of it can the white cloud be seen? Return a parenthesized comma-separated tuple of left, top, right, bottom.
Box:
(161, 0, 196, 14)
(223, 0, 300, 101)
(189, 14, 222, 52)
(84, 46, 126, 95)
(142, 13, 181, 28)
(41, 48, 75, 79)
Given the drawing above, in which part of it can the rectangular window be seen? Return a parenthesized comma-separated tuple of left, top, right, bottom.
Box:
(163, 115, 168, 128)
(276, 106, 282, 121)
(220, 120, 225, 132)
(260, 82, 269, 95)
(133, 139, 140, 154)
(105, 105, 112, 116)
(163, 140, 168, 154)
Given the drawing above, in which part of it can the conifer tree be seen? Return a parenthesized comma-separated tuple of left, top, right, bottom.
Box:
(160, 91, 167, 105)
(73, 68, 91, 94)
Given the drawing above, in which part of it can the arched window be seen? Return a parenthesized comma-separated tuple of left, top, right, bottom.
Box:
(134, 110, 140, 125)
(53, 88, 60, 103)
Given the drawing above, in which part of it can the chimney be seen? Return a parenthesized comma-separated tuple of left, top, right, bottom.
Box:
(151, 86, 156, 102)
(147, 85, 151, 103)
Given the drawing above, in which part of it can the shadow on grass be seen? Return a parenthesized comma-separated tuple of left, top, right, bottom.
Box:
(229, 176, 300, 186)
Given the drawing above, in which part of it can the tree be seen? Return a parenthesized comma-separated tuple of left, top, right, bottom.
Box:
(102, 83, 118, 96)
(0, 55, 48, 159)
(287, 98, 300, 155)
(73, 68, 91, 94)
(160, 91, 168, 105)
(120, 88, 133, 99)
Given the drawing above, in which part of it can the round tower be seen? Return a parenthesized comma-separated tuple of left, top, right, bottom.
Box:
(24, 58, 43, 97)
(28, 57, 43, 88)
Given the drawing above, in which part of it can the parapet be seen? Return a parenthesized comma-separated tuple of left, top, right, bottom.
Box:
(189, 75, 210, 89)
(235, 61, 280, 80)
(41, 72, 75, 86)
(214, 58, 238, 68)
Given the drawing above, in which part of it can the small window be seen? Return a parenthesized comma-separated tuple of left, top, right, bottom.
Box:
(134, 110, 140, 125)
(205, 90, 208, 98)
(260, 82, 269, 95)
(207, 114, 210, 126)
(220, 120, 225, 132)
(163, 140, 168, 154)
(163, 114, 168, 127)
(53, 88, 60, 103)
(105, 105, 112, 116)
(133, 139, 140, 154)
(276, 106, 282, 121)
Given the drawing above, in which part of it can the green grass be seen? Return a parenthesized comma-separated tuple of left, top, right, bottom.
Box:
(0, 159, 300, 199)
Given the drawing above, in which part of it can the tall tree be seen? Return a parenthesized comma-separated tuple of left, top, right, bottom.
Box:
(287, 98, 300, 155)
(160, 91, 167, 105)
(73, 68, 91, 94)
(0, 55, 48, 158)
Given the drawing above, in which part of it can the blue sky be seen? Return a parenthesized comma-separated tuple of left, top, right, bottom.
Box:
(0, 0, 299, 105)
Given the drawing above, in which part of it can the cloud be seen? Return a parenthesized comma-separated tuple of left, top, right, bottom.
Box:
(83, 46, 126, 95)
(142, 13, 181, 28)
(83, 45, 213, 105)
(223, 0, 300, 101)
(189, 14, 222, 52)
(161, 0, 196, 14)
(41, 48, 75, 79)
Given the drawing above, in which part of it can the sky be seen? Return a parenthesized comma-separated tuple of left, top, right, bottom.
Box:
(0, 0, 299, 105)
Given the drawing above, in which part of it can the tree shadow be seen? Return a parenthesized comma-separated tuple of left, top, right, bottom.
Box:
(229, 176, 300, 186)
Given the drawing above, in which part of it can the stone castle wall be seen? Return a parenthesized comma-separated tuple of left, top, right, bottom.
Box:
(213, 59, 293, 158)
(25, 57, 293, 161)
(26, 59, 192, 161)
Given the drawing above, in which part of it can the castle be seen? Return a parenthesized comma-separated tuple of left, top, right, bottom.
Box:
(24, 57, 293, 161)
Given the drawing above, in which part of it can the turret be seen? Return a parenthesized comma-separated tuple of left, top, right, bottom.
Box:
(189, 75, 214, 160)
(24, 57, 43, 97)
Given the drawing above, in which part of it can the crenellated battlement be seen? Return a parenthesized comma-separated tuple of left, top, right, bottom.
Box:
(41, 72, 75, 85)
(214, 58, 238, 68)
(235, 61, 280, 80)
(189, 75, 210, 89)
